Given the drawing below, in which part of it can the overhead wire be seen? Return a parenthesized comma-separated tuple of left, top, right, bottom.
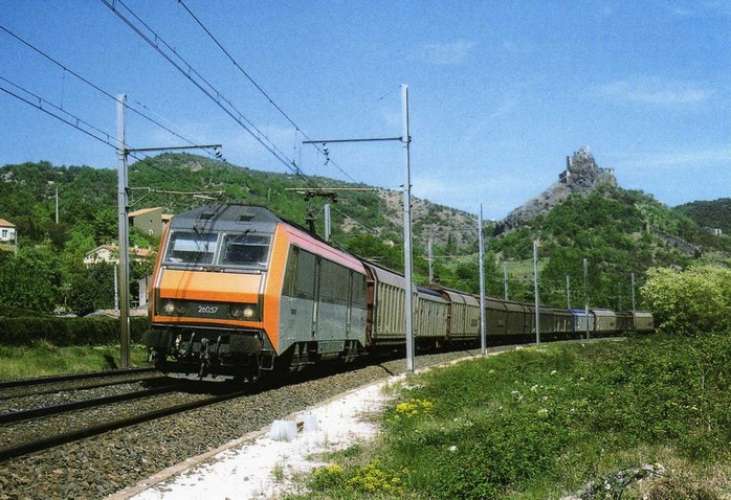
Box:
(0, 75, 119, 149)
(100, 0, 302, 178)
(101, 0, 385, 236)
(110, 1, 475, 244)
(0, 23, 219, 160)
(0, 78, 146, 162)
(175, 0, 359, 184)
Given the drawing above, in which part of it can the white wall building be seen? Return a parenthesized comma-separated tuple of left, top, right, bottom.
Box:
(83, 244, 153, 266)
(0, 218, 17, 248)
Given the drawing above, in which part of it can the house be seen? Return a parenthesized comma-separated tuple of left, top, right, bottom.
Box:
(129, 207, 172, 238)
(83, 244, 153, 266)
(0, 218, 17, 251)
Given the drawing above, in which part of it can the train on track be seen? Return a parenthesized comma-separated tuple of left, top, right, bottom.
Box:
(143, 204, 654, 381)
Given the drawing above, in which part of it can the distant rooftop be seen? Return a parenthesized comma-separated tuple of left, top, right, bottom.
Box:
(128, 207, 162, 218)
(0, 218, 15, 228)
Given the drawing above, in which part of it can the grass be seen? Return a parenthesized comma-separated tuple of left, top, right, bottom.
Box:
(0, 341, 150, 380)
(295, 334, 731, 499)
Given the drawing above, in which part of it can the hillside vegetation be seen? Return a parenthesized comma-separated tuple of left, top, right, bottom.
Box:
(492, 185, 731, 308)
(0, 153, 727, 315)
(677, 198, 731, 234)
(300, 334, 731, 499)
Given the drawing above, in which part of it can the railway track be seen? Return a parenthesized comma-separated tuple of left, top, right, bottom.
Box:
(0, 383, 249, 463)
(0, 384, 179, 424)
(0, 367, 155, 389)
(0, 368, 163, 401)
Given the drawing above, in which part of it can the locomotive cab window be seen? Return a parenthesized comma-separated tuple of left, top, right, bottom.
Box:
(219, 233, 271, 268)
(165, 231, 219, 265)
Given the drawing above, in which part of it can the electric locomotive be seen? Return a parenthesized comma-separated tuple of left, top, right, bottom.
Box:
(145, 204, 368, 380)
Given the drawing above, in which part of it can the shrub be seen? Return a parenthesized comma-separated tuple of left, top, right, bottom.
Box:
(0, 316, 149, 346)
(641, 265, 731, 335)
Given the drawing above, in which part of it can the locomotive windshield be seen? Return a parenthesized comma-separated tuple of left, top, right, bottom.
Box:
(220, 233, 270, 268)
(165, 231, 219, 265)
(164, 230, 271, 269)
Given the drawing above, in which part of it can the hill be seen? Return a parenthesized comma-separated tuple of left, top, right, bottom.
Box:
(676, 198, 731, 235)
(490, 149, 730, 308)
(0, 150, 727, 315)
(496, 147, 617, 233)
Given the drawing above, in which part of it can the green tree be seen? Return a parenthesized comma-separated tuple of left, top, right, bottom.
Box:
(0, 246, 61, 312)
(66, 263, 115, 315)
(641, 265, 731, 335)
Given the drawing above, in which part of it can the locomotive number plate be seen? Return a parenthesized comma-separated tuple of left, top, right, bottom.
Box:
(198, 305, 219, 314)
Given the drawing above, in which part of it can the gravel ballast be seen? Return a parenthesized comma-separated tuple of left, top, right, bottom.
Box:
(0, 348, 486, 499)
(0, 377, 169, 416)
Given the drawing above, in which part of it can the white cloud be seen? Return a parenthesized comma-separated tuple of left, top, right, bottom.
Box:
(598, 3, 614, 18)
(381, 109, 402, 129)
(665, 1, 731, 18)
(460, 97, 517, 145)
(608, 148, 731, 168)
(595, 78, 712, 105)
(421, 40, 477, 65)
(501, 40, 532, 54)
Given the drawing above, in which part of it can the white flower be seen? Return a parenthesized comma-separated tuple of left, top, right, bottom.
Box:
(537, 408, 549, 417)
(550, 370, 557, 376)
(530, 384, 539, 393)
(448, 445, 458, 453)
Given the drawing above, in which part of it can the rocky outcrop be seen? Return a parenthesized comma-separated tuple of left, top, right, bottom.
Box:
(495, 147, 617, 234)
(377, 188, 477, 248)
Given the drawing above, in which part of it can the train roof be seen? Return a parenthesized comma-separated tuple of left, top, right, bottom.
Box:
(417, 286, 443, 298)
(170, 204, 282, 233)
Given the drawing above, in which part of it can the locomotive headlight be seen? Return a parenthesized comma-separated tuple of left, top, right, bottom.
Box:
(163, 301, 176, 314)
(230, 304, 257, 320)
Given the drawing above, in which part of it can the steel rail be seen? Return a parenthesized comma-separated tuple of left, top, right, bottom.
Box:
(0, 367, 156, 389)
(0, 375, 168, 402)
(0, 389, 249, 463)
(0, 385, 179, 424)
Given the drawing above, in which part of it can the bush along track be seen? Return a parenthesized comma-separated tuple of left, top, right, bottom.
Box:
(299, 333, 731, 499)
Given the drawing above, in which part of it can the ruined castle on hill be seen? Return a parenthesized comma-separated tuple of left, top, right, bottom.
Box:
(496, 147, 617, 234)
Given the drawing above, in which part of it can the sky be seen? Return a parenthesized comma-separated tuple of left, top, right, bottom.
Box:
(1, 0, 729, 219)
